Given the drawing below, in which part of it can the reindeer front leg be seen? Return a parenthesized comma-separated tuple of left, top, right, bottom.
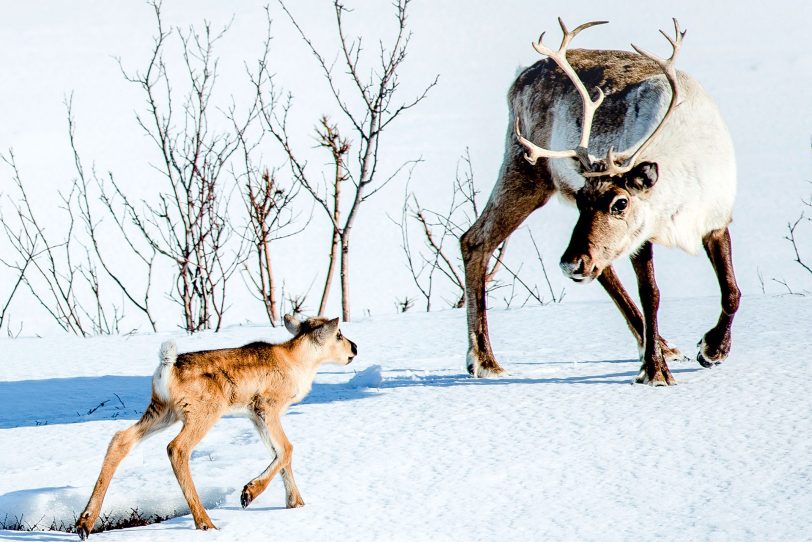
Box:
(698, 227, 741, 366)
(598, 265, 686, 363)
(630, 242, 675, 386)
(241, 409, 302, 509)
(460, 155, 554, 378)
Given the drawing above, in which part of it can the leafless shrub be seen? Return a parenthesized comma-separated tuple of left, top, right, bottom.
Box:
(397, 149, 565, 311)
(0, 151, 123, 336)
(0, 508, 172, 534)
(238, 163, 305, 325)
(67, 98, 158, 332)
(773, 180, 811, 295)
(103, 1, 257, 332)
(395, 149, 505, 310)
(283, 290, 308, 318)
(785, 208, 811, 277)
(395, 296, 414, 313)
(252, 0, 438, 321)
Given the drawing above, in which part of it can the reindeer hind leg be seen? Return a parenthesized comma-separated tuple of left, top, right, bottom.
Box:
(166, 411, 220, 531)
(76, 400, 175, 539)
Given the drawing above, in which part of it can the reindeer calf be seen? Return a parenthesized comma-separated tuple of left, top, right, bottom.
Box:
(76, 315, 358, 539)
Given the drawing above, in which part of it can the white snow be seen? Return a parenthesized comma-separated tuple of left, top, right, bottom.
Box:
(2, 295, 811, 541)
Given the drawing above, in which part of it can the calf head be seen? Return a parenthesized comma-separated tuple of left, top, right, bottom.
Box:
(283, 314, 358, 364)
(560, 162, 658, 282)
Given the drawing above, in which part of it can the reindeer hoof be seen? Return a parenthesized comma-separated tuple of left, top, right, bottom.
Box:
(634, 364, 676, 386)
(466, 349, 508, 378)
(196, 519, 217, 531)
(696, 337, 727, 368)
(660, 339, 689, 363)
(240, 486, 254, 509)
(287, 495, 305, 509)
(76, 513, 93, 540)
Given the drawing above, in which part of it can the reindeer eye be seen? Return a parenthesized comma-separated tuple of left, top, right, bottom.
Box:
(611, 198, 628, 214)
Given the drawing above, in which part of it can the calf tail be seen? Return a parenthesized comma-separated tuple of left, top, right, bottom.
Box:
(153, 340, 177, 402)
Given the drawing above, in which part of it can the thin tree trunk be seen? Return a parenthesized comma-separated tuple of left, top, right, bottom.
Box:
(318, 131, 344, 317)
(318, 229, 340, 316)
(261, 232, 279, 323)
(340, 236, 350, 321)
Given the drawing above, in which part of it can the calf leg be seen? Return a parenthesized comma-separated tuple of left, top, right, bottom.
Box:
(599, 265, 685, 362)
(167, 412, 220, 530)
(241, 410, 301, 509)
(630, 242, 675, 386)
(698, 227, 741, 367)
(461, 154, 554, 377)
(76, 400, 175, 540)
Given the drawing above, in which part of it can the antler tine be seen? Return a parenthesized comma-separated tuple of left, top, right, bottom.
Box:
(583, 146, 625, 178)
(570, 19, 609, 38)
(515, 117, 578, 165)
(520, 19, 608, 167)
(589, 19, 686, 178)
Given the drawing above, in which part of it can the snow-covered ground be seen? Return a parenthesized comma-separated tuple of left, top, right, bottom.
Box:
(2, 294, 810, 541)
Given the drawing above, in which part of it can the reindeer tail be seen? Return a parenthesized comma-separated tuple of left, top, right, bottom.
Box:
(153, 340, 177, 402)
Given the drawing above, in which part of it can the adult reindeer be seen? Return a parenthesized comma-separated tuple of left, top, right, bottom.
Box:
(460, 19, 740, 385)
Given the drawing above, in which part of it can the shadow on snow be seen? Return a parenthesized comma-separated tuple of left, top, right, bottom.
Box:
(1, 358, 703, 429)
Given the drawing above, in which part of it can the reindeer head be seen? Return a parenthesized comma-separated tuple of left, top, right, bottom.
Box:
(560, 162, 658, 281)
(515, 18, 684, 283)
(284, 314, 358, 365)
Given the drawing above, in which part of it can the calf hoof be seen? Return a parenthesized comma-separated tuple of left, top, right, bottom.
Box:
(466, 349, 507, 378)
(696, 337, 729, 368)
(287, 494, 305, 508)
(195, 518, 217, 531)
(241, 485, 255, 509)
(75, 513, 93, 540)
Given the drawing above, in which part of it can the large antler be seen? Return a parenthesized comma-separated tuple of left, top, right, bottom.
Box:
(584, 19, 686, 178)
(515, 18, 608, 168)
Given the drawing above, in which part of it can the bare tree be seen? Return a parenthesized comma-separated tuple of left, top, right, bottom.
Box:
(397, 148, 565, 311)
(240, 167, 304, 325)
(0, 235, 33, 335)
(784, 186, 811, 277)
(67, 98, 159, 332)
(0, 151, 123, 335)
(313, 117, 351, 316)
(254, 0, 438, 321)
(105, 1, 256, 332)
(396, 149, 506, 310)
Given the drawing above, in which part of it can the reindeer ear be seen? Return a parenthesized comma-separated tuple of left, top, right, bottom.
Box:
(624, 162, 659, 193)
(313, 318, 340, 344)
(283, 314, 302, 335)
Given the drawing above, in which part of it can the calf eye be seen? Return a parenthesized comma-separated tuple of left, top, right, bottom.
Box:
(611, 198, 628, 214)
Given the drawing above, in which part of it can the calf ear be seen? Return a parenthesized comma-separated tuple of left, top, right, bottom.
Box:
(283, 314, 302, 335)
(624, 162, 658, 193)
(313, 318, 340, 344)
